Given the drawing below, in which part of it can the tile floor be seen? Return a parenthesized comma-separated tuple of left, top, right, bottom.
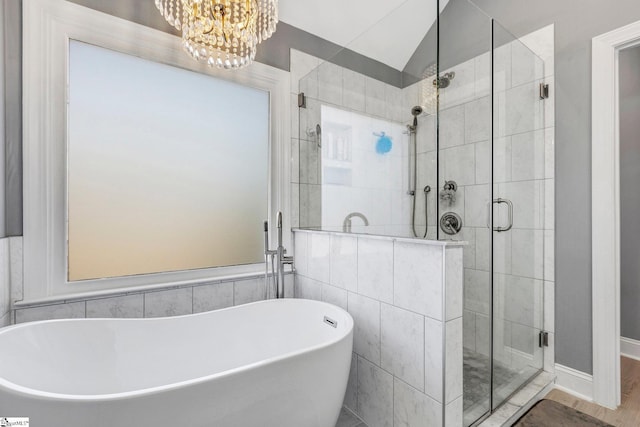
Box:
(463, 348, 521, 425)
(463, 349, 520, 411)
(464, 348, 545, 426)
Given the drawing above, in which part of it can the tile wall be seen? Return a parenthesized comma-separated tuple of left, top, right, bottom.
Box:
(403, 26, 556, 381)
(293, 229, 464, 427)
(0, 237, 11, 327)
(291, 24, 555, 421)
(9, 274, 293, 323)
(6, 234, 290, 324)
(291, 50, 418, 236)
(11, 274, 292, 323)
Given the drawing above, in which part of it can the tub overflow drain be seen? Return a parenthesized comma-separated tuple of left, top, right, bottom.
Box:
(323, 316, 338, 328)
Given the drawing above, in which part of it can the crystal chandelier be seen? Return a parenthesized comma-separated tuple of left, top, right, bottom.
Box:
(155, 0, 278, 69)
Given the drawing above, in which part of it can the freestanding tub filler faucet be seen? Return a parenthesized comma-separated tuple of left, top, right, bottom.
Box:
(264, 211, 293, 299)
(276, 212, 294, 298)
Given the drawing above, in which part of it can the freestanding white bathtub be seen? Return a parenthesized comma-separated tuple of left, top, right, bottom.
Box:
(0, 298, 353, 427)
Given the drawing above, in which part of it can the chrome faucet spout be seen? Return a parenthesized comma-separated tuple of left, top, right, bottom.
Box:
(343, 212, 369, 233)
(277, 211, 283, 257)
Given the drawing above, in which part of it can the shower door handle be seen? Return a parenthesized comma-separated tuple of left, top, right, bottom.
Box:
(487, 198, 513, 232)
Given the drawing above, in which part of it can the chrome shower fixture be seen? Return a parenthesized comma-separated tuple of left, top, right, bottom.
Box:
(440, 180, 458, 205)
(411, 105, 423, 127)
(433, 71, 456, 89)
(440, 212, 463, 235)
(443, 180, 457, 191)
(343, 212, 369, 233)
(408, 106, 430, 239)
(306, 124, 322, 148)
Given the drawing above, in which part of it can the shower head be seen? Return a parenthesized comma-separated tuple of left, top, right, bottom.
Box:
(410, 106, 423, 127)
(433, 71, 456, 89)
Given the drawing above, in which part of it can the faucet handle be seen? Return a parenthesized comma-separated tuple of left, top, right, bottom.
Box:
(282, 255, 294, 264)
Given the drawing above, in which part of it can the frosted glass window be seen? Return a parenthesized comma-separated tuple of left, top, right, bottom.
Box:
(67, 41, 269, 281)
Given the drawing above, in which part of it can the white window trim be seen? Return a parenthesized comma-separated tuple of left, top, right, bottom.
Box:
(22, 0, 290, 304)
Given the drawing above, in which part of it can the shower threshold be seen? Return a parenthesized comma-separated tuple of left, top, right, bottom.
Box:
(463, 349, 552, 427)
(476, 371, 556, 427)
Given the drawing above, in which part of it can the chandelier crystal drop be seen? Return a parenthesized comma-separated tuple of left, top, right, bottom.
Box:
(154, 0, 278, 69)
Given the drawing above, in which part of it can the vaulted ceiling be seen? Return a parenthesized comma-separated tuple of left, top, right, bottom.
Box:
(278, 0, 448, 71)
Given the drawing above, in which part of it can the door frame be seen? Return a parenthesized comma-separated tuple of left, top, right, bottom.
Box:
(591, 18, 640, 410)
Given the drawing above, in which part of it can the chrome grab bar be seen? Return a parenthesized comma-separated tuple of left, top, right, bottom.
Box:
(486, 198, 513, 232)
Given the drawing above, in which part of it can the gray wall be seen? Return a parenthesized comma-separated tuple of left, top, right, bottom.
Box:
(620, 46, 640, 342)
(471, 0, 640, 374)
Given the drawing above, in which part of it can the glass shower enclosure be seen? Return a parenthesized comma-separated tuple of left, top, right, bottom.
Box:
(295, 1, 548, 425)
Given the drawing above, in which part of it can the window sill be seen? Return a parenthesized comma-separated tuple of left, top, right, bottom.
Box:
(14, 264, 293, 308)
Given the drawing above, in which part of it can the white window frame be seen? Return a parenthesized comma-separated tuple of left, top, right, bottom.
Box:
(22, 0, 290, 304)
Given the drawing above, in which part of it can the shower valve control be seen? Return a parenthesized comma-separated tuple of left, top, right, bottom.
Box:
(440, 212, 462, 235)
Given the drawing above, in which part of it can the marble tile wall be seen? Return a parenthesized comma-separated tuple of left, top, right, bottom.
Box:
(0, 238, 10, 327)
(293, 229, 464, 427)
(403, 82, 438, 240)
(428, 25, 555, 378)
(11, 272, 292, 324)
(291, 50, 414, 235)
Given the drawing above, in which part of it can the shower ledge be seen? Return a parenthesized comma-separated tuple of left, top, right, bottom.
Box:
(292, 228, 467, 247)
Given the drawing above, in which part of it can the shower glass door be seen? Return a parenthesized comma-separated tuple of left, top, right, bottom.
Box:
(491, 22, 546, 408)
(439, 5, 547, 425)
(437, 2, 493, 425)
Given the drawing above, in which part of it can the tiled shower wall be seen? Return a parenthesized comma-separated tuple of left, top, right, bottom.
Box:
(291, 50, 418, 235)
(292, 23, 555, 380)
(319, 24, 555, 377)
(293, 229, 464, 427)
(417, 25, 555, 374)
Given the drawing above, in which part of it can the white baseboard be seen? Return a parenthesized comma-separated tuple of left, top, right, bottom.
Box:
(621, 337, 640, 361)
(554, 363, 593, 402)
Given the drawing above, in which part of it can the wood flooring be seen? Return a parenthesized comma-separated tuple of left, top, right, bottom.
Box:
(544, 357, 640, 427)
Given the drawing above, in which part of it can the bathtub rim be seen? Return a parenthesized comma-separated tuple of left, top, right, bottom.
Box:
(0, 298, 354, 401)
